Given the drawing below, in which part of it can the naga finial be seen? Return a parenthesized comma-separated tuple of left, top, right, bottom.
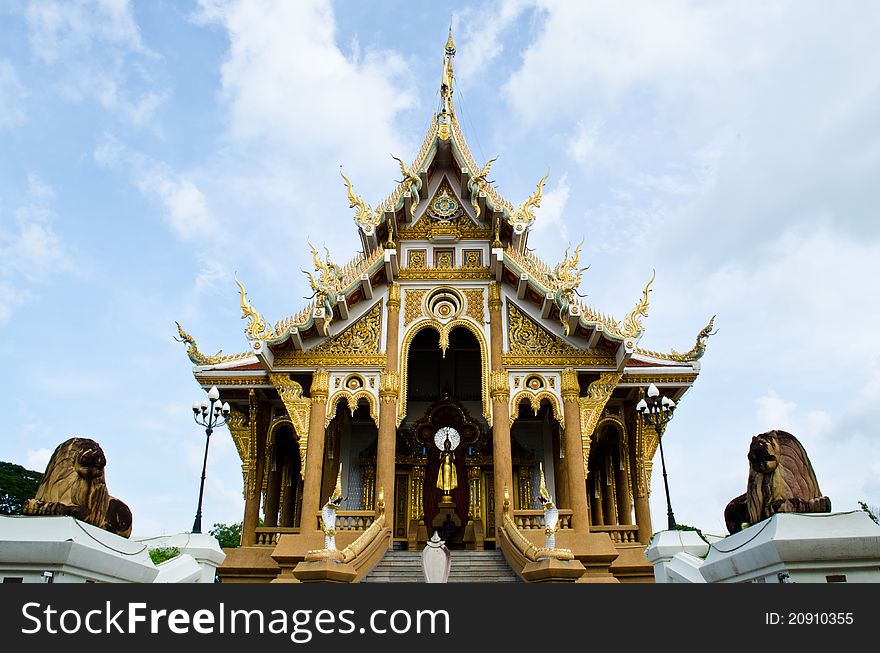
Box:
(340, 165, 379, 235)
(235, 275, 274, 341)
(509, 172, 549, 236)
(391, 154, 422, 207)
(538, 463, 554, 508)
(550, 240, 590, 335)
(621, 270, 656, 338)
(672, 315, 718, 361)
(469, 155, 498, 218)
(174, 321, 223, 365)
(302, 240, 344, 328)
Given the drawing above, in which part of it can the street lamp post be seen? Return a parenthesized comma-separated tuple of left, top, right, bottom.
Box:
(191, 385, 230, 534)
(636, 383, 677, 531)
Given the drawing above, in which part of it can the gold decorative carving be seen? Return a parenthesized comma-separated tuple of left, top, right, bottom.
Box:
(620, 374, 698, 385)
(560, 368, 580, 401)
(391, 154, 422, 208)
(578, 372, 623, 478)
(310, 369, 331, 401)
(404, 289, 427, 326)
(463, 288, 485, 324)
(508, 173, 548, 235)
(379, 371, 400, 402)
(398, 214, 491, 241)
(234, 276, 276, 341)
(433, 248, 455, 269)
(398, 267, 491, 281)
(510, 388, 564, 428)
(508, 302, 579, 357)
(407, 249, 427, 269)
(247, 390, 259, 499)
(174, 322, 251, 366)
(621, 270, 655, 338)
(193, 375, 271, 386)
(275, 302, 383, 366)
(488, 282, 502, 313)
(468, 156, 497, 219)
(340, 166, 380, 235)
(387, 283, 401, 310)
(268, 374, 311, 478)
(489, 370, 510, 400)
(636, 315, 717, 362)
(462, 249, 483, 269)
(399, 319, 490, 424)
(327, 389, 379, 427)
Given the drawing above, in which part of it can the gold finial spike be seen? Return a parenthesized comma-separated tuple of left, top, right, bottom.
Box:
(621, 269, 656, 338)
(538, 462, 553, 506)
(330, 462, 344, 503)
(445, 26, 456, 56)
(234, 274, 272, 340)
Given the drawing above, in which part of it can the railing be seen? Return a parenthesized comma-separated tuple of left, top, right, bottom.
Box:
(591, 525, 640, 544)
(512, 509, 573, 531)
(314, 510, 376, 532)
(501, 493, 573, 563)
(254, 527, 300, 546)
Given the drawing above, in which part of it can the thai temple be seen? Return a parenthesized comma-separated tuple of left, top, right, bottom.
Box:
(176, 32, 714, 583)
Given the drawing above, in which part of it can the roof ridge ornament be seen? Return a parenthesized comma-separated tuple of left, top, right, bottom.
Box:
(509, 172, 549, 238)
(621, 270, 656, 338)
(302, 241, 345, 331)
(391, 154, 422, 208)
(468, 155, 498, 219)
(340, 166, 380, 236)
(550, 240, 590, 335)
(672, 315, 717, 361)
(235, 275, 275, 341)
(174, 321, 223, 365)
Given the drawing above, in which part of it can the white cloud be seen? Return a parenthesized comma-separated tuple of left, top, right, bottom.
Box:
(0, 59, 27, 128)
(0, 174, 74, 322)
(755, 390, 832, 441)
(194, 0, 415, 185)
(527, 173, 570, 255)
(25, 448, 52, 472)
(94, 134, 218, 242)
(25, 0, 165, 126)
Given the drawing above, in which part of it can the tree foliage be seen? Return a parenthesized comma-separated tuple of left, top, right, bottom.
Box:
(0, 461, 43, 514)
(149, 546, 181, 565)
(859, 501, 879, 525)
(209, 521, 243, 548)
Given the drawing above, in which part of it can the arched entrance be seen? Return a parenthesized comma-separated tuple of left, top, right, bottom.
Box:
(397, 325, 492, 548)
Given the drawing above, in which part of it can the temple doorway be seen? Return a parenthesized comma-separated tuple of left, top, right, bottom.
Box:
(397, 325, 492, 549)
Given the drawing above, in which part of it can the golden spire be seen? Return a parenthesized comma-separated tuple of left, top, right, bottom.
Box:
(445, 26, 456, 56)
(440, 27, 456, 114)
(330, 462, 344, 504)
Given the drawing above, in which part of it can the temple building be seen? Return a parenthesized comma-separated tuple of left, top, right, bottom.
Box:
(177, 32, 713, 583)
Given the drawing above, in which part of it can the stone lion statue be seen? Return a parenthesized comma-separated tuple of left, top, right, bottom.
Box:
(23, 437, 132, 538)
(724, 430, 830, 534)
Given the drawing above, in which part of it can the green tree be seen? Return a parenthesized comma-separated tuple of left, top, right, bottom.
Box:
(0, 461, 43, 514)
(209, 521, 243, 548)
(859, 501, 879, 525)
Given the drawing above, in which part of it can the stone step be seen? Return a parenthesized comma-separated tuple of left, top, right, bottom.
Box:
(363, 548, 521, 583)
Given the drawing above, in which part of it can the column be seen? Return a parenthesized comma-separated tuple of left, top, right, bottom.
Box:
(377, 283, 401, 540)
(488, 283, 513, 531)
(631, 410, 653, 544)
(615, 448, 633, 526)
(560, 368, 590, 532)
(279, 458, 295, 527)
(241, 390, 266, 546)
(263, 450, 281, 527)
(602, 461, 617, 525)
(300, 369, 330, 531)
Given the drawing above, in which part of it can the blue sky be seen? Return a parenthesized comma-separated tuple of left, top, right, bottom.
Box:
(2, 0, 878, 536)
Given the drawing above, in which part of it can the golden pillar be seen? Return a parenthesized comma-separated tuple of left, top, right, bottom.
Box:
(631, 410, 653, 544)
(241, 390, 266, 546)
(615, 449, 633, 526)
(300, 369, 330, 531)
(377, 284, 401, 539)
(488, 283, 513, 530)
(561, 368, 590, 532)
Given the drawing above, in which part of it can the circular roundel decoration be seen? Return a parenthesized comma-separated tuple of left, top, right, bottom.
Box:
(430, 187, 459, 220)
(434, 426, 461, 451)
(426, 287, 462, 321)
(345, 375, 364, 390)
(526, 375, 544, 391)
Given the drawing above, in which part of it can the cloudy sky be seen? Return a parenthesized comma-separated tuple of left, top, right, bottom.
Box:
(2, 0, 878, 536)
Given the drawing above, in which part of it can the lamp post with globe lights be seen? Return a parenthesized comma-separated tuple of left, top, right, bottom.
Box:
(191, 385, 230, 534)
(636, 383, 677, 530)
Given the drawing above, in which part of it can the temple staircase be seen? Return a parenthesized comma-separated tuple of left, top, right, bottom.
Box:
(363, 549, 521, 583)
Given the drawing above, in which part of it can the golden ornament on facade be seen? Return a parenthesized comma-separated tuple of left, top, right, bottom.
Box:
(379, 370, 400, 402)
(487, 282, 502, 312)
(621, 270, 655, 338)
(462, 288, 485, 324)
(267, 374, 311, 478)
(386, 283, 401, 310)
(310, 369, 331, 401)
(403, 288, 427, 326)
(578, 372, 623, 478)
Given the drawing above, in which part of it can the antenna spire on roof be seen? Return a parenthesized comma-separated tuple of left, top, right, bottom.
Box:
(440, 27, 456, 116)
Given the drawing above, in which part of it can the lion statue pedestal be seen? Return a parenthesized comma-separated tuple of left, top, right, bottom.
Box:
(22, 437, 133, 538)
